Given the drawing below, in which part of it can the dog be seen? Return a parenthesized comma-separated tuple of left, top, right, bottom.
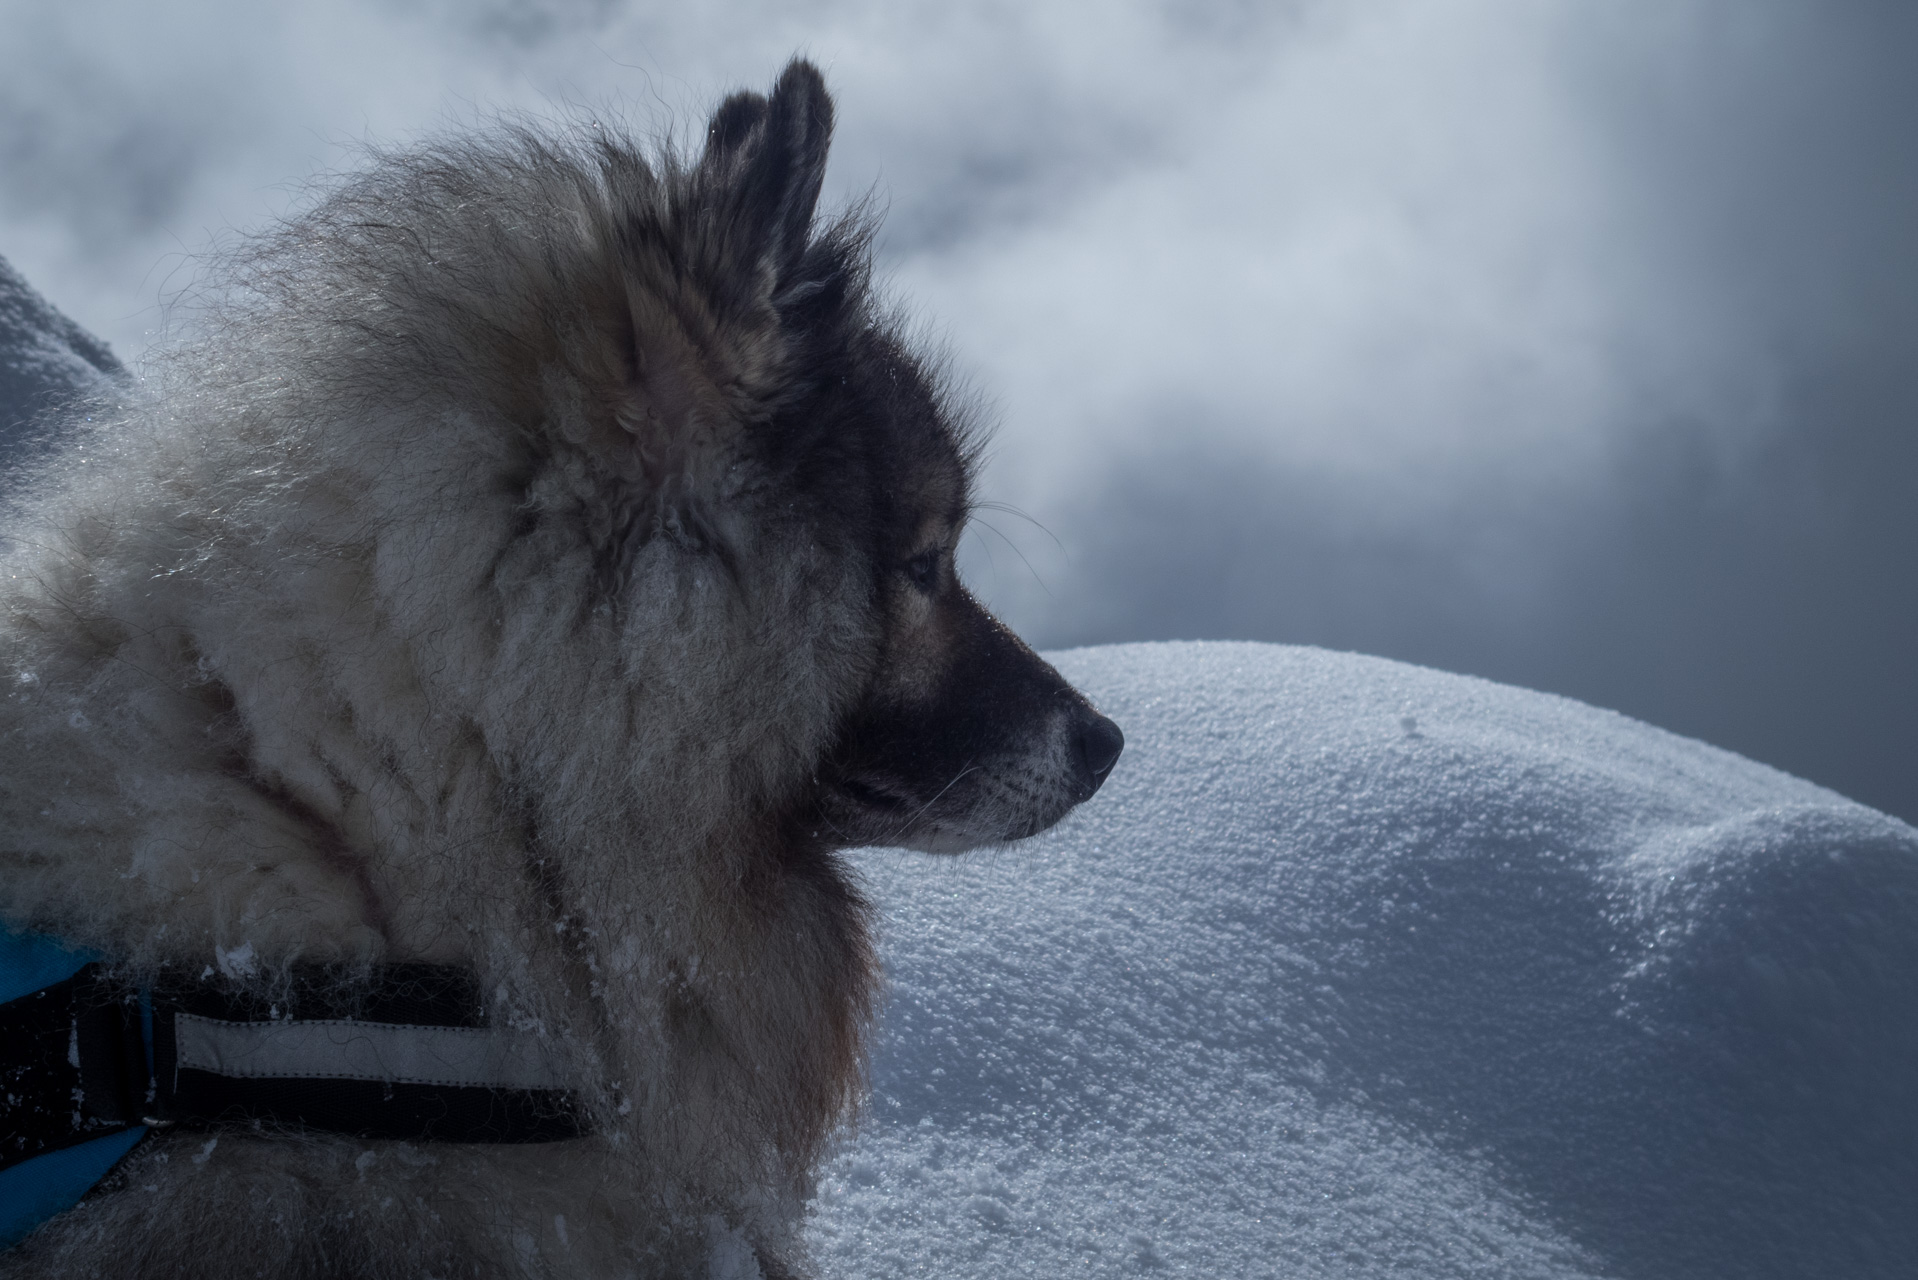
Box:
(0, 60, 1121, 1278)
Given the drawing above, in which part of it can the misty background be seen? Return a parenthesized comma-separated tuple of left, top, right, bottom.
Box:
(2, 0, 1913, 822)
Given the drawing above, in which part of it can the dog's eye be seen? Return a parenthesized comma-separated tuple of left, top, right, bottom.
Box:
(904, 549, 940, 592)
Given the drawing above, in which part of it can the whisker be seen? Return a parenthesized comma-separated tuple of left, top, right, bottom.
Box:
(972, 500, 1066, 558)
(967, 519, 1052, 598)
(885, 760, 978, 843)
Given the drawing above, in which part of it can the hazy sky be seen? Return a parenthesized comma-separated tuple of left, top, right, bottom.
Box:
(2, 0, 1914, 820)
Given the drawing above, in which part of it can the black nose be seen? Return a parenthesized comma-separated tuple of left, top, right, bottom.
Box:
(1072, 712, 1125, 795)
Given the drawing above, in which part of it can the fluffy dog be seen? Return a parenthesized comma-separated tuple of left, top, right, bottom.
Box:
(0, 60, 1121, 1278)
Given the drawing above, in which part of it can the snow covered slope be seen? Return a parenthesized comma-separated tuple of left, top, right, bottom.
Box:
(814, 642, 1918, 1279)
(0, 252, 124, 459)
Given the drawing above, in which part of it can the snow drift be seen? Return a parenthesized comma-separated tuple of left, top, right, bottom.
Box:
(814, 642, 1918, 1279)
(0, 252, 123, 457)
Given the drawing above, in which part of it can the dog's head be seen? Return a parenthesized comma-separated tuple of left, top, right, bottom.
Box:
(284, 60, 1120, 863)
(558, 61, 1123, 853)
(798, 348, 1127, 854)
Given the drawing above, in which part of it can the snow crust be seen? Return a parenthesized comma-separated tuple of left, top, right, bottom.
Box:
(812, 642, 1918, 1279)
(0, 252, 123, 458)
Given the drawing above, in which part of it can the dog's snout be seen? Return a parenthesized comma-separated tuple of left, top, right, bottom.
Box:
(1072, 712, 1125, 795)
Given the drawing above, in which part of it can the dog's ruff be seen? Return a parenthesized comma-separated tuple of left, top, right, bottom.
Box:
(0, 59, 1120, 1279)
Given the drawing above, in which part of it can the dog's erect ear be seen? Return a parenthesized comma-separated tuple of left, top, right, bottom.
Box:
(704, 90, 769, 160)
(702, 59, 834, 283)
(567, 63, 837, 513)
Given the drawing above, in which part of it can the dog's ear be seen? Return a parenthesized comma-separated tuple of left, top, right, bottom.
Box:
(703, 90, 769, 161)
(564, 64, 837, 513)
(701, 59, 834, 285)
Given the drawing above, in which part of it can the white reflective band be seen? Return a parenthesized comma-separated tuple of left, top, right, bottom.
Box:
(172, 1014, 571, 1091)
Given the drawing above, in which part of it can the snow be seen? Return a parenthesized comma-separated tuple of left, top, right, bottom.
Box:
(0, 252, 124, 460)
(812, 642, 1918, 1279)
(214, 940, 258, 979)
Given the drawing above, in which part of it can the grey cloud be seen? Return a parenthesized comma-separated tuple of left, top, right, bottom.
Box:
(1, 0, 1912, 818)
(953, 0, 1918, 821)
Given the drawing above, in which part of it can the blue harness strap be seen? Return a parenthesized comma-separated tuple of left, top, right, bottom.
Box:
(0, 930, 147, 1249)
(0, 1131, 147, 1250)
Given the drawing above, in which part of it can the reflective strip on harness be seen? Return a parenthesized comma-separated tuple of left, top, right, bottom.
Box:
(145, 965, 588, 1144)
(173, 1013, 571, 1090)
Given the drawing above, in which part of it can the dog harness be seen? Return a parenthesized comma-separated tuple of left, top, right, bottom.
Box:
(1, 928, 583, 1249)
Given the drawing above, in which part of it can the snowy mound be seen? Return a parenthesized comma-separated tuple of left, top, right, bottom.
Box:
(813, 643, 1918, 1279)
(0, 253, 124, 458)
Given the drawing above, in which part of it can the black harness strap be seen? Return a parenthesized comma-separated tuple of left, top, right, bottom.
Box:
(2, 962, 585, 1164)
(145, 964, 584, 1143)
(0, 966, 143, 1173)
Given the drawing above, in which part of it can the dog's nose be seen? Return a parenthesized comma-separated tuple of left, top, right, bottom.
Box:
(1072, 712, 1125, 796)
